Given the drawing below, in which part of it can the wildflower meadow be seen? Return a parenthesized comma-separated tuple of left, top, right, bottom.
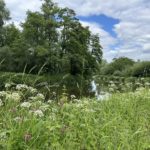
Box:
(0, 83, 149, 149)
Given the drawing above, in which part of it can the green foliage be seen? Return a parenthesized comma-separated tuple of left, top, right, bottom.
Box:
(100, 58, 150, 78)
(0, 0, 103, 83)
(3, 24, 20, 47)
(0, 0, 10, 47)
(0, 0, 103, 97)
(94, 75, 150, 93)
(130, 61, 150, 77)
(100, 57, 136, 76)
(0, 84, 149, 149)
(0, 72, 92, 98)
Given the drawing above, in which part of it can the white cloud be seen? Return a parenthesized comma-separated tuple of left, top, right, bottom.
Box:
(4, 0, 150, 61)
(5, 0, 41, 23)
(81, 21, 117, 61)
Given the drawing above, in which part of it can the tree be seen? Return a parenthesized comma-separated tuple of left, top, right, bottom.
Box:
(41, 0, 59, 44)
(130, 61, 150, 77)
(22, 11, 45, 46)
(59, 8, 103, 77)
(101, 57, 135, 76)
(3, 23, 20, 47)
(0, 0, 10, 47)
(91, 34, 103, 63)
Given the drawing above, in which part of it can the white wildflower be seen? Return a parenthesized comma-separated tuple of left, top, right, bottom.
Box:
(32, 100, 42, 107)
(52, 92, 56, 96)
(0, 99, 3, 107)
(109, 81, 114, 84)
(29, 96, 37, 101)
(73, 99, 81, 103)
(0, 132, 7, 139)
(13, 117, 22, 122)
(20, 102, 31, 108)
(145, 82, 150, 86)
(109, 87, 114, 92)
(12, 92, 21, 102)
(47, 100, 53, 104)
(6, 92, 21, 102)
(75, 103, 83, 108)
(39, 104, 49, 112)
(28, 87, 37, 93)
(36, 93, 45, 100)
(71, 95, 76, 99)
(136, 87, 145, 91)
(5, 83, 12, 88)
(29, 95, 44, 102)
(52, 108, 58, 113)
(110, 83, 116, 87)
(34, 110, 44, 117)
(16, 84, 28, 90)
(82, 100, 89, 105)
(49, 113, 56, 121)
(0, 91, 7, 97)
(97, 92, 110, 101)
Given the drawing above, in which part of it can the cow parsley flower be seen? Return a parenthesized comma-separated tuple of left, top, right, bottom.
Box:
(34, 110, 44, 117)
(39, 104, 49, 112)
(20, 102, 31, 108)
(71, 95, 76, 99)
(12, 92, 21, 102)
(36, 93, 45, 100)
(16, 84, 28, 90)
(0, 91, 7, 97)
(0, 99, 3, 107)
(13, 117, 22, 122)
(6, 92, 21, 102)
(5, 83, 12, 89)
(28, 87, 37, 94)
(47, 100, 53, 104)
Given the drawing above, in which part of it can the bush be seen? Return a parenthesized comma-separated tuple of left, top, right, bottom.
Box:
(131, 61, 150, 77)
(100, 57, 135, 76)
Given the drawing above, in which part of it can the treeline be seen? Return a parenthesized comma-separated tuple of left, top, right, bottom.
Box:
(0, 0, 102, 79)
(100, 57, 150, 77)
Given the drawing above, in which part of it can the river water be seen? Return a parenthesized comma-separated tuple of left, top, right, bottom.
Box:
(91, 80, 110, 100)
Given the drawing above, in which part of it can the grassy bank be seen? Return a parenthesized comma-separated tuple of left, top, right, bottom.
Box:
(0, 72, 91, 98)
(0, 84, 149, 149)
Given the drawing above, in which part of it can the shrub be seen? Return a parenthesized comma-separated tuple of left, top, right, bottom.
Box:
(131, 61, 150, 77)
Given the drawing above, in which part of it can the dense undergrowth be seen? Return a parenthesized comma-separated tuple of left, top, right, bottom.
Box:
(0, 72, 150, 98)
(0, 83, 149, 150)
(0, 72, 91, 98)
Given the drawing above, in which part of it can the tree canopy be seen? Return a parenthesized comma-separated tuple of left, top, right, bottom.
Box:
(0, 0, 103, 78)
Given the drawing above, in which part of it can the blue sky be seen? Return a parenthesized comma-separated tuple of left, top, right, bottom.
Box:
(5, 0, 150, 62)
(79, 15, 119, 38)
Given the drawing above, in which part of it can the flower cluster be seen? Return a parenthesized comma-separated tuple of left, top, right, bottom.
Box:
(0, 99, 3, 107)
(20, 102, 31, 108)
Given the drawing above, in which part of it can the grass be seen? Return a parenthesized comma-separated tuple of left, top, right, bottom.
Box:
(0, 72, 91, 98)
(0, 84, 149, 149)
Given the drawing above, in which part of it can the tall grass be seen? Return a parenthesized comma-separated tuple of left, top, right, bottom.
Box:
(0, 85, 149, 149)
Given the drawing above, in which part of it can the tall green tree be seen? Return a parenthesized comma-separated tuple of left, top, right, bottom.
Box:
(0, 0, 10, 47)
(22, 11, 45, 46)
(91, 34, 103, 63)
(3, 23, 20, 47)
